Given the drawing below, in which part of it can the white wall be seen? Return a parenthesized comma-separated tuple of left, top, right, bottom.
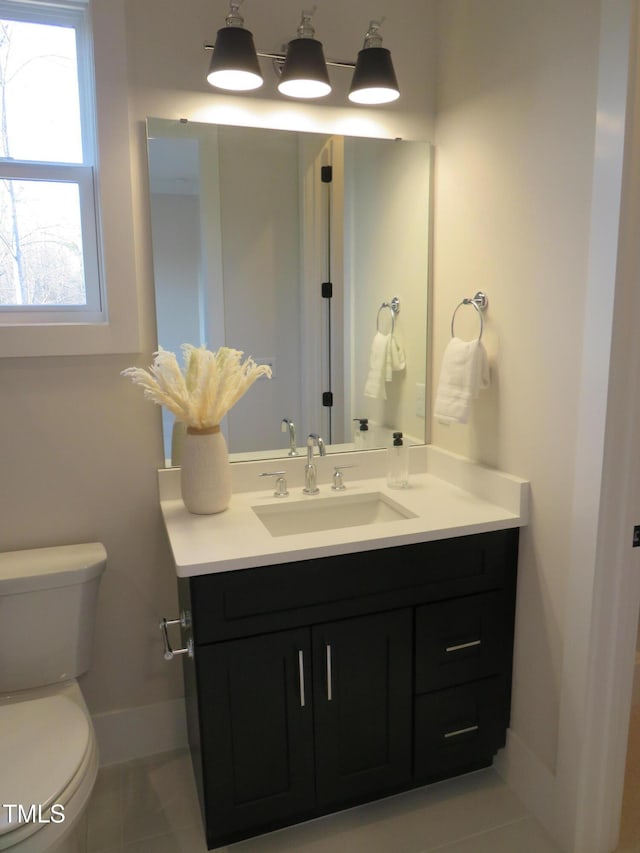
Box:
(432, 0, 603, 775)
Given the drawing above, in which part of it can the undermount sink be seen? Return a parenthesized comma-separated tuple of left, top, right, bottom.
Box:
(252, 491, 418, 538)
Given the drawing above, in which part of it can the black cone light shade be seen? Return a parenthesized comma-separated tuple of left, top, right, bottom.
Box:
(348, 47, 399, 104)
(278, 37, 331, 98)
(276, 11, 331, 99)
(207, 5, 263, 91)
(348, 21, 400, 105)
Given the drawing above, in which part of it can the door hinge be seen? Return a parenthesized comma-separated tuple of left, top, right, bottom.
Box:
(321, 281, 333, 299)
(321, 165, 333, 183)
(322, 391, 333, 407)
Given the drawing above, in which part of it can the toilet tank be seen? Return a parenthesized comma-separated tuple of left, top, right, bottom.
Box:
(0, 543, 106, 692)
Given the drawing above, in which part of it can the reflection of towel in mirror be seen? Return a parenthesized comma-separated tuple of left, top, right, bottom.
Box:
(364, 332, 407, 400)
(434, 337, 490, 424)
(390, 335, 406, 372)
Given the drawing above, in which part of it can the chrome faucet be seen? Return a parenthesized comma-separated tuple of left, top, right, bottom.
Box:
(281, 418, 298, 456)
(303, 433, 326, 494)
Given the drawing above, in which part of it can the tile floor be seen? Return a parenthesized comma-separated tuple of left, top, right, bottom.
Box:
(85, 750, 562, 853)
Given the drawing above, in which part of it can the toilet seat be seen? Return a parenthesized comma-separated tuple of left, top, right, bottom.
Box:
(0, 682, 97, 851)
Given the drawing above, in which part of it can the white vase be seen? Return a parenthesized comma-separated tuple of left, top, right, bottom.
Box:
(180, 426, 232, 514)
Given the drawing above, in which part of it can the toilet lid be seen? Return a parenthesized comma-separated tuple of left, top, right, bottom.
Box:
(0, 693, 91, 836)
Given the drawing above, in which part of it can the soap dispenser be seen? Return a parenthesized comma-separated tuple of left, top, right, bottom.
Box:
(353, 418, 370, 449)
(387, 431, 409, 489)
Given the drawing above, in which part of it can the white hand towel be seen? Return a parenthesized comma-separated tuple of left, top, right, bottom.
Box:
(434, 337, 490, 424)
(390, 335, 406, 372)
(364, 333, 407, 400)
(364, 332, 391, 399)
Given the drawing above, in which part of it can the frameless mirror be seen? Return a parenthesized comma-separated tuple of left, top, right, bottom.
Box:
(146, 118, 431, 465)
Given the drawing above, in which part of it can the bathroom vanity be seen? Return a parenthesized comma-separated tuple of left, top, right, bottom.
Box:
(159, 448, 528, 850)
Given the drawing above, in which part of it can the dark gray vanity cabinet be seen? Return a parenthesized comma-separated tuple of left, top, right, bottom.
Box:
(178, 528, 519, 850)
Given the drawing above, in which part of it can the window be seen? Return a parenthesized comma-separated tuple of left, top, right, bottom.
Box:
(0, 0, 103, 325)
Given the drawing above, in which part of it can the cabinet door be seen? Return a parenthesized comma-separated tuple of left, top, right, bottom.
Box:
(312, 609, 413, 807)
(197, 628, 315, 846)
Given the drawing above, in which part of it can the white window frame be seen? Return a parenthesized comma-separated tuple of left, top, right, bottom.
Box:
(0, 0, 140, 357)
(0, 1, 104, 324)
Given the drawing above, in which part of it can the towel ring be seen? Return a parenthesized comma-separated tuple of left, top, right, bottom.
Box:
(377, 297, 400, 334)
(450, 291, 488, 341)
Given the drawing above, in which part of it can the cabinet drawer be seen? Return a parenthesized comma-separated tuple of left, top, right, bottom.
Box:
(415, 591, 511, 693)
(414, 676, 510, 782)
(188, 529, 518, 644)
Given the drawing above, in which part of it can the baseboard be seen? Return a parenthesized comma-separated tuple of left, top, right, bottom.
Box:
(92, 698, 188, 766)
(494, 728, 557, 840)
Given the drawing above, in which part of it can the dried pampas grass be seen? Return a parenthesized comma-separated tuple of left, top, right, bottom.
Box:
(122, 345, 272, 428)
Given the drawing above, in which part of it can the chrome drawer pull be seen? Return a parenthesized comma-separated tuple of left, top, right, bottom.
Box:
(445, 639, 482, 653)
(326, 644, 333, 701)
(444, 724, 479, 739)
(298, 650, 306, 708)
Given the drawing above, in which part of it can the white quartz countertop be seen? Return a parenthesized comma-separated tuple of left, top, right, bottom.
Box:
(160, 448, 528, 578)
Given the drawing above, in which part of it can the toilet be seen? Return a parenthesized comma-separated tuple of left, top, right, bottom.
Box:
(0, 543, 107, 852)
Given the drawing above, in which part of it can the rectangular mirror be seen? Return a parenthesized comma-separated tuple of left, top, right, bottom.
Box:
(146, 118, 431, 464)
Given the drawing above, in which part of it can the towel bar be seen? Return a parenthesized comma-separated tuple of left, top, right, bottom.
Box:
(451, 291, 488, 341)
(377, 297, 400, 334)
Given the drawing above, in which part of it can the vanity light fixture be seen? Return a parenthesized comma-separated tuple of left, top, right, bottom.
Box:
(205, 4, 400, 105)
